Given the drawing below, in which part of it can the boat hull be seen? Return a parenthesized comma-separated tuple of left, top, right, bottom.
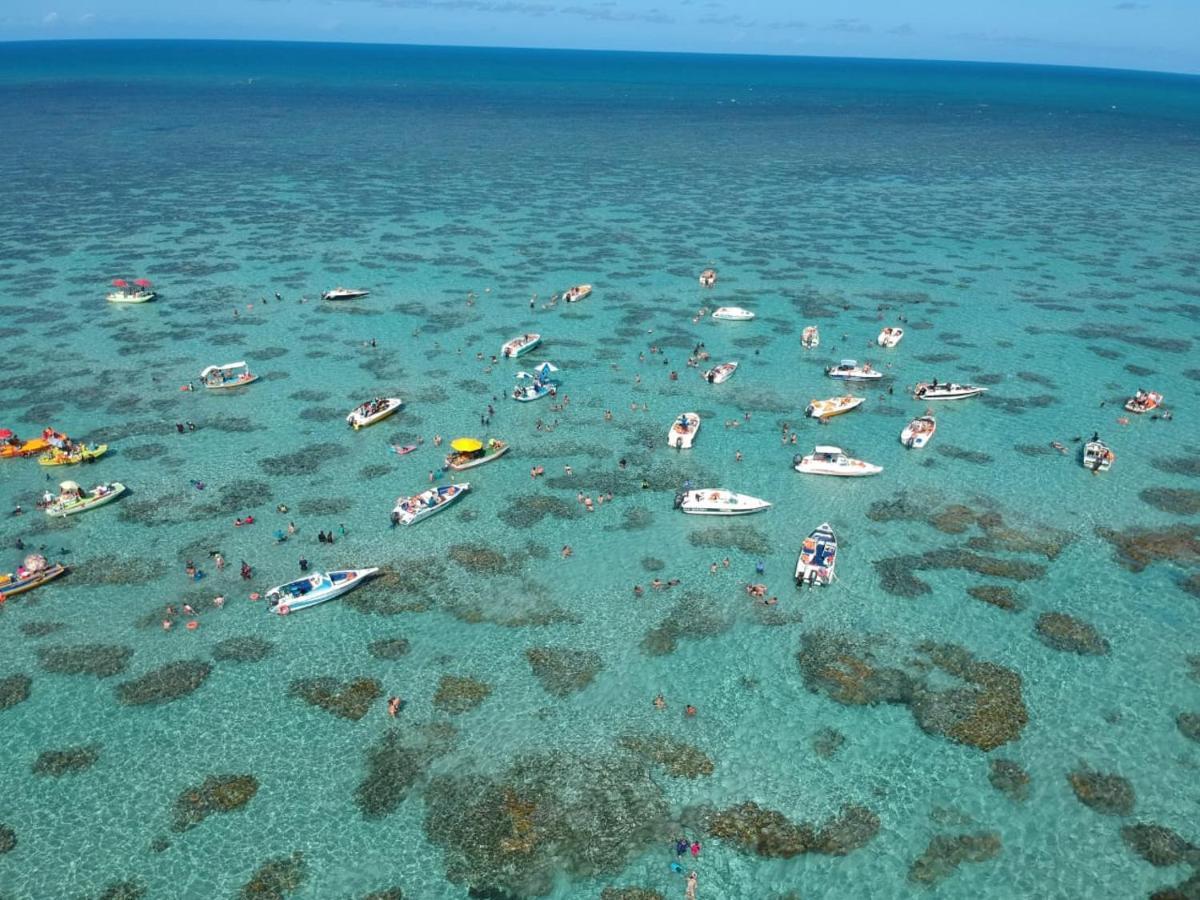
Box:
(806, 398, 864, 419)
(712, 308, 754, 321)
(901, 417, 936, 449)
(106, 292, 156, 304)
(795, 461, 881, 477)
(502, 335, 541, 358)
(46, 483, 126, 518)
(347, 398, 403, 429)
(0, 563, 67, 598)
(393, 484, 469, 525)
(447, 444, 510, 471)
(204, 376, 259, 390)
(38, 445, 108, 466)
(913, 384, 986, 400)
(267, 568, 379, 614)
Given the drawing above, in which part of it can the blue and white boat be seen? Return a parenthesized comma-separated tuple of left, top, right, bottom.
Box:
(265, 567, 379, 615)
(511, 362, 559, 402)
(391, 483, 470, 526)
(795, 523, 837, 587)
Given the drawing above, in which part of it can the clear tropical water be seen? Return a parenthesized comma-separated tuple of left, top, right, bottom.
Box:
(0, 40, 1198, 900)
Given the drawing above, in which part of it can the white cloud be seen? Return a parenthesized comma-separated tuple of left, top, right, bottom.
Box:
(42, 11, 60, 24)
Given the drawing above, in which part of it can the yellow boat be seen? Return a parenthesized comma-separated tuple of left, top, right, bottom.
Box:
(38, 444, 109, 466)
(1, 437, 49, 459)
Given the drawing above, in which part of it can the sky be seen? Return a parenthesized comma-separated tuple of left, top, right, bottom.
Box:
(1, 0, 1198, 75)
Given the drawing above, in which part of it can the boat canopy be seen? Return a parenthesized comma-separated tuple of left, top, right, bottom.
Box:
(133, 278, 152, 288)
(814, 446, 843, 455)
(60, 480, 80, 492)
(451, 438, 483, 453)
(200, 361, 248, 377)
(112, 278, 128, 288)
(840, 359, 858, 367)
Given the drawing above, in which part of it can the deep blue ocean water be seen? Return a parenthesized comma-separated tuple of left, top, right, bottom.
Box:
(0, 40, 1198, 900)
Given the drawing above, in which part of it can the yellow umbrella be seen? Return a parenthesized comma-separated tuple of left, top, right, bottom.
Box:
(450, 438, 483, 453)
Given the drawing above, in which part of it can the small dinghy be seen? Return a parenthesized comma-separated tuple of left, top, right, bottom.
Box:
(913, 381, 987, 400)
(322, 287, 370, 301)
(0, 554, 67, 600)
(392, 444, 418, 456)
(1124, 389, 1162, 414)
(38, 443, 108, 466)
(794, 446, 881, 477)
(200, 361, 258, 390)
(795, 523, 837, 587)
(801, 326, 820, 349)
(877, 326, 904, 348)
(674, 488, 771, 516)
(668, 413, 700, 449)
(900, 414, 936, 449)
(805, 396, 864, 420)
(563, 284, 592, 303)
(703, 361, 738, 384)
(347, 397, 403, 430)
(826, 359, 882, 381)
(711, 306, 755, 321)
(106, 278, 156, 304)
(445, 437, 509, 471)
(391, 483, 469, 526)
(1082, 436, 1115, 472)
(265, 568, 379, 615)
(44, 480, 126, 517)
(699, 268, 717, 287)
(502, 333, 541, 358)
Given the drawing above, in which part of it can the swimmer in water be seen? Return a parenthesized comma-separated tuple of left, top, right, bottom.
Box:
(654, 694, 667, 711)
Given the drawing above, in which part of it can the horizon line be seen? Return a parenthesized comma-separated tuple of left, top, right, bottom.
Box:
(2, 36, 1199, 80)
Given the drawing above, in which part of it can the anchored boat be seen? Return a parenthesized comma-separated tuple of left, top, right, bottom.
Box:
(200, 361, 258, 390)
(1124, 390, 1162, 414)
(502, 333, 541, 358)
(795, 523, 837, 587)
(445, 438, 509, 471)
(44, 480, 126, 518)
(0, 555, 66, 601)
(106, 278, 156, 304)
(322, 287, 370, 301)
(563, 284, 592, 303)
(674, 488, 770, 516)
(877, 326, 904, 348)
(913, 381, 987, 400)
(699, 268, 717, 287)
(347, 397, 403, 430)
(801, 326, 820, 349)
(668, 413, 700, 449)
(794, 446, 881, 477)
(391, 483, 469, 526)
(265, 568, 379, 615)
(711, 306, 755, 321)
(1083, 437, 1115, 472)
(703, 361, 738, 384)
(900, 415, 936, 449)
(38, 443, 108, 466)
(826, 359, 882, 381)
(805, 396, 864, 419)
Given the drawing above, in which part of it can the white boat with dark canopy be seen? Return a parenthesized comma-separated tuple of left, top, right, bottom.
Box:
(1082, 436, 1115, 472)
(913, 381, 987, 400)
(877, 326, 904, 348)
(805, 396, 864, 420)
(502, 333, 541, 358)
(346, 397, 403, 429)
(711, 306, 755, 321)
(794, 446, 882, 477)
(265, 568, 379, 615)
(795, 523, 837, 587)
(674, 488, 770, 516)
(391, 483, 470, 526)
(322, 287, 370, 301)
(801, 326, 820, 349)
(200, 361, 258, 390)
(668, 413, 700, 449)
(703, 361, 738, 384)
(901, 414, 936, 449)
(826, 359, 882, 381)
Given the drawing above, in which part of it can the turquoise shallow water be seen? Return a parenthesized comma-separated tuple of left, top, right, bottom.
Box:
(0, 40, 1199, 900)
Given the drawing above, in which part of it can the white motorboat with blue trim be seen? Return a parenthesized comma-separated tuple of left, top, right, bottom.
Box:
(266, 568, 379, 615)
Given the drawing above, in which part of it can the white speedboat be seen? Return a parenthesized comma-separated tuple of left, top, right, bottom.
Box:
(391, 483, 469, 526)
(877, 326, 904, 348)
(699, 268, 717, 287)
(106, 278, 156, 304)
(794, 446, 882, 477)
(1082, 437, 1115, 472)
(826, 359, 882, 381)
(1124, 390, 1162, 414)
(711, 306, 755, 321)
(563, 284, 592, 303)
(913, 381, 987, 400)
(805, 396, 864, 419)
(668, 413, 700, 449)
(265, 568, 379, 615)
(322, 287, 370, 301)
(795, 523, 837, 587)
(44, 481, 126, 518)
(445, 437, 509, 471)
(675, 488, 770, 516)
(801, 326, 820, 349)
(901, 415, 936, 449)
(200, 361, 258, 390)
(703, 361, 738, 384)
(346, 397, 403, 430)
(502, 333, 541, 358)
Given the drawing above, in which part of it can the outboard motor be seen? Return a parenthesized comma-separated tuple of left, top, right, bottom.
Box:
(389, 510, 400, 528)
(793, 454, 803, 468)
(673, 492, 685, 509)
